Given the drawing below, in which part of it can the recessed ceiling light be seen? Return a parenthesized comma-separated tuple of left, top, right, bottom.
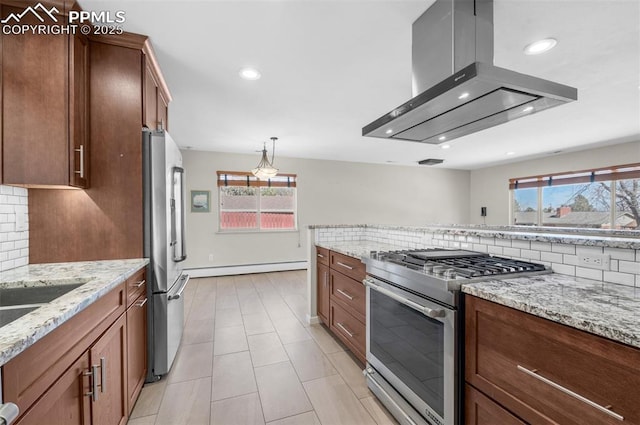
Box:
(239, 67, 261, 80)
(458, 92, 470, 100)
(438, 136, 446, 141)
(523, 106, 534, 113)
(385, 129, 393, 135)
(524, 38, 557, 55)
(506, 151, 516, 156)
(441, 144, 451, 149)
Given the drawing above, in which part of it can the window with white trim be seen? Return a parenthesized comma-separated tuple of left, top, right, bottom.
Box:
(510, 163, 640, 229)
(217, 171, 297, 231)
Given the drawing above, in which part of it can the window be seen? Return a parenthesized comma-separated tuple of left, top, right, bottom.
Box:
(217, 171, 297, 231)
(510, 164, 640, 229)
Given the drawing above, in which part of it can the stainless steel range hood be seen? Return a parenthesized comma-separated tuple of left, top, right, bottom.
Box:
(362, 0, 577, 144)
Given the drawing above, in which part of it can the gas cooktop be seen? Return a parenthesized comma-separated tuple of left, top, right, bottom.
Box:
(363, 248, 550, 307)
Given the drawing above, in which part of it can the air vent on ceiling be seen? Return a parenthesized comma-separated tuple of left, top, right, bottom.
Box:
(418, 158, 444, 166)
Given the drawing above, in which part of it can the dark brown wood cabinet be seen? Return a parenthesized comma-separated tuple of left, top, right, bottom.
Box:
(28, 33, 171, 263)
(465, 295, 640, 425)
(315, 246, 366, 364)
(465, 384, 525, 425)
(316, 247, 330, 324)
(0, 3, 89, 188)
(143, 48, 171, 131)
(126, 268, 147, 415)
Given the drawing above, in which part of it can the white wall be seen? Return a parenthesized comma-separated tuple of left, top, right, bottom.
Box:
(468, 140, 640, 225)
(0, 185, 29, 271)
(182, 150, 470, 269)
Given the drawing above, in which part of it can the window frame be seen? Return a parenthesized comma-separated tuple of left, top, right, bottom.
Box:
(216, 171, 298, 233)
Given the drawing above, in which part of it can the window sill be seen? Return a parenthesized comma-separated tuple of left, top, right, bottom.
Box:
(216, 229, 299, 235)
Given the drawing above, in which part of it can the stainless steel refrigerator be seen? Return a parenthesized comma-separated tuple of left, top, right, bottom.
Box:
(142, 129, 189, 381)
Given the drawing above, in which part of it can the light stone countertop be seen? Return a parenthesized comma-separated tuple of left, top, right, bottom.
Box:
(0, 259, 149, 366)
(316, 241, 640, 349)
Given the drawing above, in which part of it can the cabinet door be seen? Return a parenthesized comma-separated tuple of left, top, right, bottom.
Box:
(69, 32, 90, 188)
(317, 263, 330, 324)
(143, 63, 158, 129)
(158, 90, 169, 131)
(15, 352, 92, 425)
(126, 295, 148, 414)
(1, 5, 68, 185)
(91, 314, 128, 425)
(465, 384, 525, 425)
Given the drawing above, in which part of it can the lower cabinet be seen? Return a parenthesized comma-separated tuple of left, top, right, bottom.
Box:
(316, 263, 330, 325)
(126, 294, 148, 413)
(465, 384, 525, 425)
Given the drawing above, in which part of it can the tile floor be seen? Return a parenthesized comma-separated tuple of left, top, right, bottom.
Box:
(127, 270, 398, 425)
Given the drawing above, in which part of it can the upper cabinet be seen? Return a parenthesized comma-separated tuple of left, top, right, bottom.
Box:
(143, 45, 171, 131)
(1, 2, 89, 188)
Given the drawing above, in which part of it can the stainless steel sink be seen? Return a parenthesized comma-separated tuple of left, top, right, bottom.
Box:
(0, 306, 40, 327)
(0, 283, 85, 307)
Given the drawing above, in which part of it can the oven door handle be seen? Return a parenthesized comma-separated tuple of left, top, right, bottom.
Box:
(364, 278, 446, 318)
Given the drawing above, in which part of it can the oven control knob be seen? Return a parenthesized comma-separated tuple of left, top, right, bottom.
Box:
(444, 269, 457, 279)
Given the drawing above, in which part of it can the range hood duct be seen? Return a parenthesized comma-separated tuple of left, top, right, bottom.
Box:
(362, 0, 577, 144)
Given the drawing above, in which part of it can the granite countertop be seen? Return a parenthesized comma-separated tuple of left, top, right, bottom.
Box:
(315, 241, 406, 260)
(0, 259, 149, 366)
(462, 275, 640, 349)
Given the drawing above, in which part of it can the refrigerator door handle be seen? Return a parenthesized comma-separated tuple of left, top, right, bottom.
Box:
(168, 274, 190, 300)
(171, 167, 187, 263)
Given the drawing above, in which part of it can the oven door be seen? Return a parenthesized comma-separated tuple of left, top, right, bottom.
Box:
(364, 276, 457, 425)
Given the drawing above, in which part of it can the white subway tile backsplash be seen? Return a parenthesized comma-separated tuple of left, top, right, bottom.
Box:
(502, 247, 521, 258)
(609, 259, 619, 272)
(472, 244, 488, 253)
(487, 245, 503, 255)
(520, 250, 541, 260)
(531, 241, 552, 252)
(512, 240, 531, 250)
(552, 263, 575, 276)
(0, 185, 29, 272)
(576, 267, 603, 281)
(496, 239, 512, 247)
(603, 271, 635, 286)
(551, 243, 576, 254)
(540, 252, 563, 264)
(0, 186, 13, 195)
(480, 237, 495, 245)
(618, 260, 640, 275)
(576, 246, 604, 255)
(563, 254, 578, 266)
(604, 247, 635, 261)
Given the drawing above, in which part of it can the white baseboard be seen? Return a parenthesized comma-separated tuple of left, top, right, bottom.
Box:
(185, 261, 308, 278)
(307, 314, 321, 325)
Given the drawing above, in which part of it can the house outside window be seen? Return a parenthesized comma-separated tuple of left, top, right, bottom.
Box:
(217, 171, 297, 231)
(510, 164, 640, 229)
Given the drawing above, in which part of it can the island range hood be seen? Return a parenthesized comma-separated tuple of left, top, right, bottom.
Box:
(362, 0, 577, 144)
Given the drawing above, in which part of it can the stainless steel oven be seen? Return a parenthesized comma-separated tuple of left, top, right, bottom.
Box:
(364, 275, 457, 425)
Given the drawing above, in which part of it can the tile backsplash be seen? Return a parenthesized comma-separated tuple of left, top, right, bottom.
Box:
(315, 225, 640, 287)
(0, 185, 28, 272)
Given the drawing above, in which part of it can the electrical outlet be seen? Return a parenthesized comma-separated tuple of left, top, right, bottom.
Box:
(208, 254, 214, 262)
(578, 253, 610, 270)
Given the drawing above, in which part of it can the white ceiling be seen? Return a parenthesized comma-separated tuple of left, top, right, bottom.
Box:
(79, 0, 640, 170)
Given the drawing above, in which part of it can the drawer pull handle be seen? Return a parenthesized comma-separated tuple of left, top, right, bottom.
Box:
(136, 298, 148, 307)
(336, 261, 353, 270)
(336, 288, 354, 300)
(132, 279, 146, 288)
(317, 253, 325, 258)
(100, 357, 107, 393)
(84, 365, 99, 402)
(74, 145, 85, 179)
(517, 365, 624, 421)
(336, 322, 354, 338)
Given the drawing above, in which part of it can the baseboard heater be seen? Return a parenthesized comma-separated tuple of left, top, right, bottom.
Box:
(185, 261, 308, 277)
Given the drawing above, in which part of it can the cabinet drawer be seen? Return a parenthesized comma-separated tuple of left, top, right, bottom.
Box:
(465, 384, 525, 425)
(316, 246, 329, 266)
(330, 302, 365, 363)
(466, 296, 640, 425)
(330, 251, 365, 282)
(330, 269, 365, 323)
(126, 267, 147, 308)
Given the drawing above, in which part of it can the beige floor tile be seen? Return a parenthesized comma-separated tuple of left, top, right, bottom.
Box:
(360, 397, 399, 425)
(213, 325, 248, 356)
(216, 293, 240, 309)
(127, 414, 156, 425)
(266, 411, 321, 425)
(168, 342, 213, 383)
(130, 379, 167, 418)
(307, 324, 346, 354)
(155, 377, 211, 425)
(210, 392, 265, 425)
(284, 339, 337, 382)
(247, 332, 289, 367)
(183, 318, 215, 345)
(215, 307, 244, 328)
(273, 320, 313, 345)
(240, 295, 268, 316)
(254, 361, 313, 422)
(303, 374, 377, 425)
(212, 351, 257, 401)
(328, 351, 371, 398)
(243, 312, 275, 335)
(188, 291, 216, 321)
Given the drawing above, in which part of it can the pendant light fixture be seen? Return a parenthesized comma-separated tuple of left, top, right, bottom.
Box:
(251, 137, 279, 179)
